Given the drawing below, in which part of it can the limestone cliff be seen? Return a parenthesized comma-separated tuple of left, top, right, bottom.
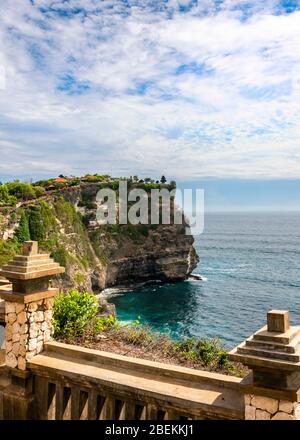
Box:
(0, 183, 199, 292)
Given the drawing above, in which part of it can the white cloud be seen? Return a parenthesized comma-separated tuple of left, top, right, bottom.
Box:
(0, 1, 300, 180)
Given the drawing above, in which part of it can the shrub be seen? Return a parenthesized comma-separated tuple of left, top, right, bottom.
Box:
(74, 272, 86, 285)
(0, 239, 21, 266)
(94, 315, 117, 333)
(14, 210, 30, 243)
(0, 184, 17, 206)
(53, 289, 99, 337)
(34, 186, 46, 198)
(51, 246, 70, 267)
(6, 182, 36, 200)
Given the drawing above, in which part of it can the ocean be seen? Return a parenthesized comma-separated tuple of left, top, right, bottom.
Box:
(108, 212, 300, 349)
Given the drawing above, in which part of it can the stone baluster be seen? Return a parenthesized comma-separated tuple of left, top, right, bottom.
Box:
(230, 310, 300, 420)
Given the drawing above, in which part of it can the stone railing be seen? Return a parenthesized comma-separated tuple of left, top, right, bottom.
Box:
(27, 341, 245, 420)
(0, 241, 300, 420)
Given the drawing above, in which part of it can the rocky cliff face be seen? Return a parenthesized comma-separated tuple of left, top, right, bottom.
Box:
(91, 224, 198, 289)
(0, 184, 199, 292)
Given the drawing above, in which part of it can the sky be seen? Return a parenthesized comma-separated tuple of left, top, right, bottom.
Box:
(0, 1, 300, 210)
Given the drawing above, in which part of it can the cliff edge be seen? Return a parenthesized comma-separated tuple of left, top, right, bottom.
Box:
(0, 183, 199, 292)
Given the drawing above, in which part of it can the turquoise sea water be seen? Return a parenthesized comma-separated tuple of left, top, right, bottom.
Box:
(109, 212, 300, 349)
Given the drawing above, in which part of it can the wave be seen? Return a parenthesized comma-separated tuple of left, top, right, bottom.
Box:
(189, 273, 208, 282)
(100, 279, 164, 297)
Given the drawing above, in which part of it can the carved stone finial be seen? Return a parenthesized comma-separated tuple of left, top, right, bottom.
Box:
(229, 310, 300, 389)
(22, 241, 38, 256)
(267, 310, 289, 333)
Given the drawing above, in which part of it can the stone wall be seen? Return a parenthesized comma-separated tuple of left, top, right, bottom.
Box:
(4, 297, 54, 371)
(245, 394, 300, 420)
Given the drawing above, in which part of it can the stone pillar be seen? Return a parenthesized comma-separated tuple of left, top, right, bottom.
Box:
(230, 310, 300, 420)
(243, 394, 300, 420)
(0, 241, 64, 419)
(4, 296, 56, 370)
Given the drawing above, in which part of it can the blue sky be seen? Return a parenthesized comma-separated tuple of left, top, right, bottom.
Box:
(0, 1, 300, 210)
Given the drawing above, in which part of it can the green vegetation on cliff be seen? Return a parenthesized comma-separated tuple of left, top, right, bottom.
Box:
(0, 174, 176, 207)
(0, 239, 21, 266)
(0, 181, 45, 206)
(0, 197, 93, 272)
(0, 174, 194, 291)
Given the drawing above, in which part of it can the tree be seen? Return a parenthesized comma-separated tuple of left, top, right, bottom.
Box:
(6, 182, 35, 200)
(34, 186, 46, 198)
(0, 184, 17, 206)
(144, 177, 151, 184)
(160, 175, 167, 184)
(133, 175, 139, 183)
(14, 210, 30, 243)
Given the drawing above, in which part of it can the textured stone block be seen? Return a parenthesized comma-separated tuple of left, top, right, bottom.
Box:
(293, 403, 300, 419)
(17, 311, 27, 325)
(244, 394, 252, 405)
(279, 400, 294, 414)
(5, 303, 16, 314)
(45, 298, 54, 309)
(6, 341, 12, 353)
(12, 321, 20, 334)
(36, 341, 43, 353)
(12, 333, 20, 342)
(256, 409, 271, 420)
(22, 241, 38, 256)
(19, 345, 26, 357)
(272, 412, 295, 420)
(41, 321, 48, 331)
(27, 302, 38, 313)
(6, 352, 18, 368)
(5, 324, 13, 341)
(17, 356, 26, 370)
(25, 350, 36, 360)
(267, 310, 289, 333)
(34, 311, 44, 322)
(19, 334, 28, 345)
(252, 396, 278, 414)
(20, 323, 28, 335)
(245, 405, 256, 420)
(15, 303, 25, 314)
(29, 329, 38, 339)
(12, 342, 20, 356)
(7, 313, 17, 324)
(28, 339, 37, 351)
(44, 330, 51, 342)
(44, 310, 52, 321)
